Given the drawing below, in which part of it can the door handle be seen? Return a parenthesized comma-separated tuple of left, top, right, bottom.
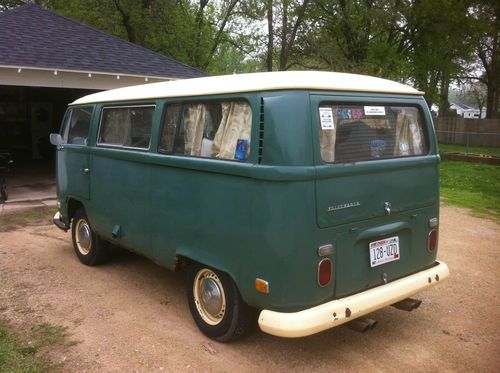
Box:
(81, 167, 90, 174)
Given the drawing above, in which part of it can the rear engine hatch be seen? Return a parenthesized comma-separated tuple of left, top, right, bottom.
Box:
(316, 158, 438, 228)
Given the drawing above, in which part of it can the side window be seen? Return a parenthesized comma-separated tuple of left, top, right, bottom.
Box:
(318, 104, 428, 163)
(98, 106, 154, 149)
(159, 100, 252, 161)
(62, 106, 93, 145)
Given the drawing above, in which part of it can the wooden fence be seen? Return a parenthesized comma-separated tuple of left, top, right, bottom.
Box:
(433, 117, 500, 147)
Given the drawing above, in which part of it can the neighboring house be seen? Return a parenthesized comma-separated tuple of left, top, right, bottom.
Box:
(0, 3, 206, 160)
(450, 102, 486, 119)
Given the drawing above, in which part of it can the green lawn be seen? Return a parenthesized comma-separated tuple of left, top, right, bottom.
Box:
(439, 143, 500, 157)
(440, 160, 500, 221)
(0, 321, 46, 373)
(0, 206, 55, 232)
(0, 319, 76, 373)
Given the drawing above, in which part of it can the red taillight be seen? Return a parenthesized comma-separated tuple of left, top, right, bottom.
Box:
(318, 258, 332, 287)
(428, 229, 438, 252)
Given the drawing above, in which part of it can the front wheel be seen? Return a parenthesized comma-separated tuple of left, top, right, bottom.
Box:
(71, 207, 108, 266)
(187, 263, 256, 342)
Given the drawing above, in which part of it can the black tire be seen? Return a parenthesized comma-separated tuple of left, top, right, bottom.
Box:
(187, 263, 256, 342)
(71, 207, 108, 266)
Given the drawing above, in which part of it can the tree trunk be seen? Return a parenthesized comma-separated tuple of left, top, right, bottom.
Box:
(113, 0, 137, 44)
(485, 76, 498, 118)
(438, 71, 450, 117)
(279, 0, 309, 70)
(202, 0, 239, 70)
(266, 0, 273, 71)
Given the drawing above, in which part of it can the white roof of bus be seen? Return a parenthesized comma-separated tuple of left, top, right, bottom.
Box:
(72, 71, 423, 105)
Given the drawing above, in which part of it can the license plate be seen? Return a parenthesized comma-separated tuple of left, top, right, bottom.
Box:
(369, 236, 400, 267)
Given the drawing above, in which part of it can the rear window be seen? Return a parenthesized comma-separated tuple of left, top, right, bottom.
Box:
(318, 104, 428, 163)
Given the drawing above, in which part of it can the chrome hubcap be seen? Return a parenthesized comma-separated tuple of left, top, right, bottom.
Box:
(193, 269, 226, 325)
(200, 278, 223, 316)
(75, 219, 91, 255)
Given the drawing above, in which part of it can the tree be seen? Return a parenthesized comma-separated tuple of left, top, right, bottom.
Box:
(38, 0, 239, 72)
(0, 0, 26, 11)
(457, 81, 488, 118)
(310, 0, 410, 78)
(469, 1, 499, 118)
(400, 0, 475, 112)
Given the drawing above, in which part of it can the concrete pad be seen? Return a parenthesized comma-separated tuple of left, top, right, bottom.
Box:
(0, 160, 57, 214)
(6, 183, 56, 203)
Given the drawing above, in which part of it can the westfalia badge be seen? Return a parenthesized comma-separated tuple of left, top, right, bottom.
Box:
(327, 201, 360, 212)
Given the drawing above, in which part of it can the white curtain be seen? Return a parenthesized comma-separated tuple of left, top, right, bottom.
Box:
(212, 102, 252, 160)
(394, 109, 424, 156)
(184, 104, 206, 156)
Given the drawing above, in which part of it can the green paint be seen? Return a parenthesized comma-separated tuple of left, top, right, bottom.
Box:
(55, 90, 440, 312)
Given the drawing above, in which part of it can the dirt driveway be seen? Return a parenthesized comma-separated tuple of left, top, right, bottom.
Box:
(0, 205, 499, 372)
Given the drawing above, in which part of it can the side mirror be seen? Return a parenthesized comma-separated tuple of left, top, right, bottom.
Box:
(49, 133, 63, 146)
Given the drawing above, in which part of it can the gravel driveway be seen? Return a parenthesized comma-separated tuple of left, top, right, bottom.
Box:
(0, 205, 498, 372)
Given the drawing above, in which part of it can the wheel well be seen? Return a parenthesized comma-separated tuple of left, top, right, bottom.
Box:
(67, 199, 84, 222)
(174, 255, 193, 271)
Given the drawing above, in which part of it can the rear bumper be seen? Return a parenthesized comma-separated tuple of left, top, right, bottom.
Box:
(258, 260, 449, 338)
(53, 211, 69, 231)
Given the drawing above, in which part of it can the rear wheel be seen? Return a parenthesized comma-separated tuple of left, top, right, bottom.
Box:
(71, 207, 108, 266)
(187, 263, 256, 342)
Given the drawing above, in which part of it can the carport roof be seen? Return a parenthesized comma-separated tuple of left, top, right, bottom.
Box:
(0, 3, 206, 80)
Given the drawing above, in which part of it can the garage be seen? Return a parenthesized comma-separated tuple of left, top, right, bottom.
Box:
(0, 3, 205, 202)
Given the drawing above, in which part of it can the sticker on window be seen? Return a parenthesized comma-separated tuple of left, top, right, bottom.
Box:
(234, 139, 249, 160)
(364, 106, 386, 116)
(319, 107, 335, 130)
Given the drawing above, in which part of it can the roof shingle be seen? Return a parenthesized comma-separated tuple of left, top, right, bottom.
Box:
(0, 4, 207, 79)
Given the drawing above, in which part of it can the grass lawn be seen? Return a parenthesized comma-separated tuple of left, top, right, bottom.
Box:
(439, 143, 500, 157)
(440, 160, 500, 221)
(0, 321, 45, 373)
(0, 320, 74, 373)
(0, 206, 55, 232)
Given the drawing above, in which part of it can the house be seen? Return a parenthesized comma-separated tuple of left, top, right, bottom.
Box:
(0, 3, 206, 161)
(450, 102, 486, 119)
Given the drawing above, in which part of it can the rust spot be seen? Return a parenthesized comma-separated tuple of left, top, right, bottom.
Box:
(345, 308, 351, 318)
(428, 277, 432, 283)
(435, 274, 440, 281)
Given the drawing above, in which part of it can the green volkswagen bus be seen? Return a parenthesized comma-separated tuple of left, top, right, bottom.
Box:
(50, 71, 449, 341)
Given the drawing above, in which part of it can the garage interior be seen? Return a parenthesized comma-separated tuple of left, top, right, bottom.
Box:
(0, 86, 95, 162)
(0, 86, 96, 207)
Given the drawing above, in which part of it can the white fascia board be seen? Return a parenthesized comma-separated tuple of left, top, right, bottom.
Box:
(0, 66, 172, 90)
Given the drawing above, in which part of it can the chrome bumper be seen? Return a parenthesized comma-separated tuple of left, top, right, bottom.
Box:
(258, 261, 450, 338)
(52, 211, 69, 231)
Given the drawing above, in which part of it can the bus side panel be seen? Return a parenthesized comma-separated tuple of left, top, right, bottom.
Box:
(88, 150, 153, 258)
(149, 166, 332, 311)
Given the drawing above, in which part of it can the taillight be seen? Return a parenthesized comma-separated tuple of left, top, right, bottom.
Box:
(318, 258, 332, 287)
(428, 229, 438, 252)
